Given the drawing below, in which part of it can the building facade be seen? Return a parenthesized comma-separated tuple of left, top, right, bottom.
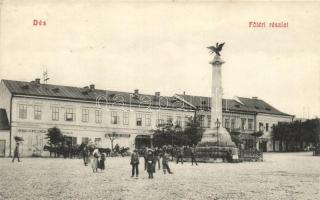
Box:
(0, 79, 294, 157)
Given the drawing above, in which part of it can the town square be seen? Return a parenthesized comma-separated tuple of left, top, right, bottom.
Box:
(0, 1, 320, 200)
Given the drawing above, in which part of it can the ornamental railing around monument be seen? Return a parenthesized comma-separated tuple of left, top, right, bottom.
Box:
(239, 149, 263, 162)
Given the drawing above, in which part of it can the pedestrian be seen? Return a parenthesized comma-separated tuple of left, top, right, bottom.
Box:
(191, 145, 198, 166)
(12, 143, 21, 163)
(99, 153, 106, 171)
(176, 146, 184, 164)
(82, 145, 89, 166)
(146, 149, 155, 179)
(130, 149, 140, 178)
(91, 148, 100, 173)
(162, 150, 173, 174)
(143, 148, 148, 171)
(154, 147, 161, 170)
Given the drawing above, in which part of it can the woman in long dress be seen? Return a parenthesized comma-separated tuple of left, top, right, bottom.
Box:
(92, 148, 100, 173)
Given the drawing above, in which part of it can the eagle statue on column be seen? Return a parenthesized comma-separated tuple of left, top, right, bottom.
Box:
(207, 42, 225, 56)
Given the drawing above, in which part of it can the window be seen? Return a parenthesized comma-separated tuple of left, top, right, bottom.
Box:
(34, 105, 41, 120)
(95, 110, 102, 123)
(65, 136, 77, 146)
(145, 114, 151, 126)
(156, 118, 164, 127)
(19, 104, 27, 119)
(225, 118, 230, 129)
(111, 111, 119, 124)
(123, 112, 129, 125)
(176, 116, 182, 127)
(259, 122, 264, 131)
(266, 123, 269, 132)
(136, 113, 142, 126)
(94, 138, 101, 145)
(82, 109, 89, 122)
(82, 137, 89, 144)
(52, 107, 59, 121)
(65, 108, 75, 121)
(248, 119, 253, 130)
(241, 118, 246, 130)
(231, 119, 236, 130)
(72, 137, 77, 146)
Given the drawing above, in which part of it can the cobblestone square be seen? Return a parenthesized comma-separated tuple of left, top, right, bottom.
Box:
(0, 152, 319, 200)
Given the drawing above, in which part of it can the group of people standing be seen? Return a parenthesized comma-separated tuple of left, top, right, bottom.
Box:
(176, 145, 198, 166)
(82, 145, 106, 173)
(131, 147, 174, 179)
(81, 144, 198, 177)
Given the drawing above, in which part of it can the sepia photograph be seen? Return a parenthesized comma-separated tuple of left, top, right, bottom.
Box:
(0, 0, 319, 199)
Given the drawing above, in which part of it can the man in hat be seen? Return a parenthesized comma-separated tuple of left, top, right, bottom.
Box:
(191, 145, 198, 166)
(162, 150, 173, 174)
(154, 147, 161, 170)
(176, 146, 184, 164)
(146, 149, 155, 179)
(130, 149, 140, 178)
(12, 143, 21, 163)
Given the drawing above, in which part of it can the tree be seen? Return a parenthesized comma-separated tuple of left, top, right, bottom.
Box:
(46, 127, 64, 146)
(152, 116, 204, 147)
(45, 127, 65, 157)
(271, 118, 320, 151)
(183, 115, 204, 146)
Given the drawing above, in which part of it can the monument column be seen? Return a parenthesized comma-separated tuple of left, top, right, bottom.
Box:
(197, 42, 235, 147)
(210, 55, 225, 128)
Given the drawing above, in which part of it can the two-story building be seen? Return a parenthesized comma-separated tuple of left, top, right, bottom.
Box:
(0, 79, 195, 157)
(0, 79, 294, 157)
(177, 94, 294, 151)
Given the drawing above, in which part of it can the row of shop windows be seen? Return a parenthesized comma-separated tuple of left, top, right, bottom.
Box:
(18, 104, 188, 128)
(198, 115, 254, 131)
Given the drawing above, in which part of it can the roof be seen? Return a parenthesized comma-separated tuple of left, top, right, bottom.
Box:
(1, 80, 194, 110)
(177, 94, 292, 116)
(1, 80, 292, 116)
(176, 94, 253, 113)
(236, 97, 292, 116)
(0, 109, 10, 130)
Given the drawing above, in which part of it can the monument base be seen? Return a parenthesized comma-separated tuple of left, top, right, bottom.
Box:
(199, 127, 236, 147)
(196, 127, 238, 163)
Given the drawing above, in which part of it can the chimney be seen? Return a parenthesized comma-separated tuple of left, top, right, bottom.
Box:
(134, 89, 139, 95)
(252, 97, 258, 99)
(155, 92, 160, 97)
(90, 84, 95, 90)
(35, 78, 40, 84)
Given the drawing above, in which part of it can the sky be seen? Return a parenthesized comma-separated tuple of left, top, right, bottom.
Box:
(0, 0, 319, 118)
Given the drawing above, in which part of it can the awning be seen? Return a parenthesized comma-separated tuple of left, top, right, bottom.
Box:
(0, 109, 10, 130)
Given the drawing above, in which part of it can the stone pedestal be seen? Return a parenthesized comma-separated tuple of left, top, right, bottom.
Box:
(200, 127, 235, 147)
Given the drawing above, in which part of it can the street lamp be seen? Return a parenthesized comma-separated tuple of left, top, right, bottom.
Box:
(215, 118, 221, 145)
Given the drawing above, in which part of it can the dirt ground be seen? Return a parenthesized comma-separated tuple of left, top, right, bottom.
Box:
(0, 152, 319, 200)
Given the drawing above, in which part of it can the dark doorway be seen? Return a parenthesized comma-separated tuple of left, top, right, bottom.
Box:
(135, 135, 151, 149)
(260, 141, 267, 152)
